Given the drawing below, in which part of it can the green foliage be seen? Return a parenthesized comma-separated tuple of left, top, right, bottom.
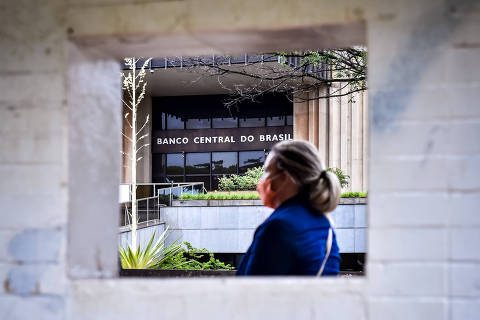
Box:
(158, 242, 235, 270)
(215, 166, 351, 191)
(179, 191, 365, 200)
(218, 166, 264, 191)
(327, 167, 350, 189)
(340, 191, 367, 198)
(180, 192, 260, 200)
(119, 228, 184, 269)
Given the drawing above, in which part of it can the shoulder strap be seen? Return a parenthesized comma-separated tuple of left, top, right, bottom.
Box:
(316, 227, 333, 277)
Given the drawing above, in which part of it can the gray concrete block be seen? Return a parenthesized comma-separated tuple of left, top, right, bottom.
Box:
(8, 265, 48, 295)
(200, 207, 219, 229)
(200, 230, 239, 253)
(238, 229, 255, 252)
(354, 205, 367, 228)
(331, 205, 355, 228)
(218, 207, 239, 229)
(162, 207, 179, 229)
(177, 208, 201, 229)
(0, 296, 64, 320)
(335, 229, 355, 253)
(354, 229, 367, 253)
(237, 207, 261, 229)
(8, 228, 63, 263)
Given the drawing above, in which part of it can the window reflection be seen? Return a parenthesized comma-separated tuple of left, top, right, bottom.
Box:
(167, 114, 184, 130)
(267, 116, 285, 126)
(239, 151, 265, 173)
(212, 152, 237, 174)
(186, 153, 210, 174)
(186, 176, 210, 191)
(186, 118, 211, 129)
(212, 117, 237, 128)
(166, 153, 184, 175)
(239, 117, 265, 128)
(152, 154, 165, 178)
(286, 115, 293, 126)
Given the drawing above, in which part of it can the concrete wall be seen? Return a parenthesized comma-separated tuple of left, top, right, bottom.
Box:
(1, 1, 479, 320)
(162, 202, 366, 253)
(294, 86, 368, 192)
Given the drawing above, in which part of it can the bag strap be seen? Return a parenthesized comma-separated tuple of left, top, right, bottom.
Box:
(316, 227, 333, 277)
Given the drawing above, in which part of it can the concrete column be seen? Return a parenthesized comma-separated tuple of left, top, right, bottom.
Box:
(308, 91, 319, 148)
(328, 86, 342, 170)
(318, 87, 329, 165)
(351, 91, 364, 192)
(293, 95, 309, 141)
(362, 92, 369, 192)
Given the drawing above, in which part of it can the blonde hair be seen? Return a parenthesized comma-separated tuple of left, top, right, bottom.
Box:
(271, 140, 341, 213)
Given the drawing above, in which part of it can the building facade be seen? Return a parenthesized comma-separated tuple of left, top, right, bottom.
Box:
(122, 57, 368, 192)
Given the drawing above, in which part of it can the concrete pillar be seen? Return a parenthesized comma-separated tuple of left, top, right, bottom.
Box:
(329, 86, 342, 170)
(293, 95, 309, 141)
(318, 87, 329, 165)
(340, 87, 352, 191)
(351, 91, 364, 192)
(308, 91, 319, 148)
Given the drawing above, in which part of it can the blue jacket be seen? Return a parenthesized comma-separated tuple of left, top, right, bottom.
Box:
(237, 194, 341, 276)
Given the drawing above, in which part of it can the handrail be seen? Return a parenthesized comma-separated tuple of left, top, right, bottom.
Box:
(120, 182, 206, 227)
(119, 182, 206, 203)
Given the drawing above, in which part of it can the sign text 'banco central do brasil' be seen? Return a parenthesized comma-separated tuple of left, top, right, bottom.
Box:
(153, 126, 293, 153)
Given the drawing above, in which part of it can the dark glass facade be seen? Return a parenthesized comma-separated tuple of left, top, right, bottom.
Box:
(152, 93, 292, 190)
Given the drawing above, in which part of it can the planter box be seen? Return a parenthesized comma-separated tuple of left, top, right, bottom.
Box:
(172, 197, 366, 207)
(163, 198, 367, 254)
(120, 269, 236, 278)
(173, 199, 263, 207)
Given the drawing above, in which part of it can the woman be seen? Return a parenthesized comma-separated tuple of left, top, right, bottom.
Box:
(237, 140, 341, 276)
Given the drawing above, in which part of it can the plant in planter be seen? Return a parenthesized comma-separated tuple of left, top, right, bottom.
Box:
(218, 167, 264, 191)
(158, 242, 235, 270)
(327, 167, 350, 189)
(217, 166, 352, 191)
(119, 227, 184, 269)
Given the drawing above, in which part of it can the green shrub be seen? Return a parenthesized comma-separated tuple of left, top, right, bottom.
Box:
(119, 228, 183, 269)
(218, 167, 264, 191)
(180, 192, 260, 200)
(327, 167, 350, 189)
(340, 191, 367, 198)
(158, 242, 235, 270)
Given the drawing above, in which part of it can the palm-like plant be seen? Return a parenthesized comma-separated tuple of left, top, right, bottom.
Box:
(119, 227, 184, 269)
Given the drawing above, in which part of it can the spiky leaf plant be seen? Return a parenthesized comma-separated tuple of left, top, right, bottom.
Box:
(119, 227, 184, 269)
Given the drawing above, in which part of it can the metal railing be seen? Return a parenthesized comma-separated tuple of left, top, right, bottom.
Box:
(120, 196, 165, 228)
(119, 182, 206, 204)
(119, 182, 206, 228)
(156, 182, 206, 206)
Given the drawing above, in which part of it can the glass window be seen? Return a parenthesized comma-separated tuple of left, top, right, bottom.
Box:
(239, 151, 265, 174)
(152, 154, 165, 178)
(212, 117, 237, 128)
(166, 176, 184, 183)
(167, 114, 184, 130)
(186, 152, 210, 174)
(212, 152, 237, 174)
(186, 118, 211, 129)
(267, 116, 285, 126)
(239, 117, 265, 128)
(186, 175, 211, 191)
(286, 115, 293, 126)
(166, 153, 184, 175)
(211, 175, 222, 191)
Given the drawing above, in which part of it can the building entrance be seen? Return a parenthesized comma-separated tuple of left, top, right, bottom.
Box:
(152, 93, 293, 190)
